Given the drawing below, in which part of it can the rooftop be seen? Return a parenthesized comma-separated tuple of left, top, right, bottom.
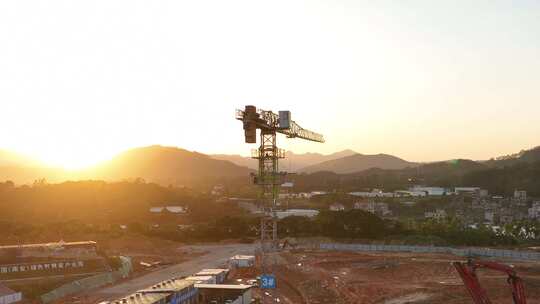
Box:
(230, 255, 255, 260)
(111, 291, 168, 304)
(196, 268, 229, 275)
(194, 284, 252, 290)
(184, 275, 214, 282)
(0, 283, 17, 297)
(0, 241, 96, 250)
(146, 278, 193, 291)
(111, 279, 194, 304)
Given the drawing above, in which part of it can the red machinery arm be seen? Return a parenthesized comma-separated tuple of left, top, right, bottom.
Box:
(453, 260, 527, 304)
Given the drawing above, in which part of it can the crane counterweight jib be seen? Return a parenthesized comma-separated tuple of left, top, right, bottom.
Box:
(236, 106, 324, 143)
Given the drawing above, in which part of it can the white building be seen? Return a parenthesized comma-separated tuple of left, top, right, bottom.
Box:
(354, 201, 375, 213)
(484, 210, 495, 224)
(409, 186, 447, 196)
(195, 269, 229, 284)
(394, 190, 427, 197)
(0, 284, 22, 304)
(478, 189, 489, 197)
(149, 206, 187, 214)
(514, 190, 527, 201)
(229, 255, 255, 268)
(297, 192, 312, 199)
(211, 184, 225, 196)
(329, 203, 345, 211)
(401, 201, 417, 207)
(275, 209, 319, 219)
(528, 202, 540, 219)
(349, 190, 395, 198)
(454, 187, 482, 195)
(425, 209, 447, 221)
(184, 275, 216, 284)
(354, 201, 392, 216)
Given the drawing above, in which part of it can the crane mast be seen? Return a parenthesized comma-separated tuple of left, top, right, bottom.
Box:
(236, 105, 323, 301)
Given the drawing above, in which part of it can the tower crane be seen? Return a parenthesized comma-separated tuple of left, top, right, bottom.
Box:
(236, 105, 324, 299)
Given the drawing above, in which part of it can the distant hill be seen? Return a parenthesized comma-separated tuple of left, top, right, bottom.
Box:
(212, 149, 357, 172)
(0, 146, 253, 186)
(91, 145, 252, 185)
(485, 146, 540, 167)
(395, 159, 487, 186)
(211, 154, 256, 170)
(301, 153, 417, 174)
(1, 144, 539, 192)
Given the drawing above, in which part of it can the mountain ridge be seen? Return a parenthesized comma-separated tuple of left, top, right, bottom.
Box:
(0, 144, 538, 186)
(212, 149, 358, 172)
(300, 153, 418, 174)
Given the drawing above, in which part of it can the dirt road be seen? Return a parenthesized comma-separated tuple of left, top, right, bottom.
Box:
(93, 243, 255, 301)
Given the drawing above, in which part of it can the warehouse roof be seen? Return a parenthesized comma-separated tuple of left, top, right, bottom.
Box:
(0, 284, 17, 296)
(230, 255, 255, 260)
(0, 241, 96, 250)
(196, 268, 229, 276)
(194, 284, 252, 290)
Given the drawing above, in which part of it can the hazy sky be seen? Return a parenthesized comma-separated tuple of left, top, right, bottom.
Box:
(1, 1, 539, 168)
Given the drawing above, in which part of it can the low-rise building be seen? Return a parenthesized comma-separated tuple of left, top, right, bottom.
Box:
(409, 186, 447, 196)
(111, 278, 198, 304)
(275, 209, 319, 219)
(484, 210, 496, 224)
(514, 190, 527, 201)
(195, 269, 229, 284)
(329, 203, 345, 211)
(0, 284, 21, 304)
(211, 184, 225, 196)
(500, 214, 514, 225)
(0, 241, 105, 280)
(353, 201, 392, 217)
(149, 206, 187, 214)
(425, 209, 447, 221)
(478, 189, 489, 197)
(349, 190, 395, 198)
(393, 190, 426, 197)
(184, 275, 216, 284)
(400, 201, 417, 207)
(528, 202, 540, 219)
(195, 284, 252, 304)
(454, 187, 482, 196)
(229, 255, 255, 268)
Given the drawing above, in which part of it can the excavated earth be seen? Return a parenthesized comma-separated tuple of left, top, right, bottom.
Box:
(229, 249, 540, 304)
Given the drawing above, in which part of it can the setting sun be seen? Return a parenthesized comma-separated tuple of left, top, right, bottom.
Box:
(1, 1, 539, 167)
(27, 149, 113, 170)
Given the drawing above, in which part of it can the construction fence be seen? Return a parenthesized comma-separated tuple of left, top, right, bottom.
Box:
(318, 243, 540, 261)
(40, 256, 132, 303)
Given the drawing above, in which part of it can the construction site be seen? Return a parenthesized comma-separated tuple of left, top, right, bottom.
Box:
(228, 248, 540, 304)
(231, 105, 540, 304)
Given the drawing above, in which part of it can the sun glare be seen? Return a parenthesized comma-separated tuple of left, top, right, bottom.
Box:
(25, 149, 113, 170)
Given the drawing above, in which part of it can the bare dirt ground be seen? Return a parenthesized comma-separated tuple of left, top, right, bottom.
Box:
(229, 250, 540, 304)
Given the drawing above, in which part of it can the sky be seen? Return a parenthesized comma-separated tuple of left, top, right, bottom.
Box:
(1, 1, 539, 169)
